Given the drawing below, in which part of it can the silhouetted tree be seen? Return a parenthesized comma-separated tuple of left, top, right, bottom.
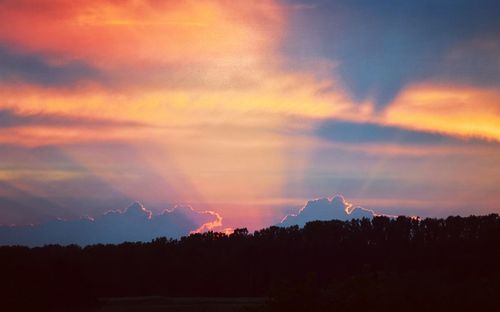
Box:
(2, 214, 500, 311)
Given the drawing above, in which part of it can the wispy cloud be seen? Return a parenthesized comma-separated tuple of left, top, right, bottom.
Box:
(0, 46, 102, 87)
(315, 119, 494, 145)
(0, 108, 146, 129)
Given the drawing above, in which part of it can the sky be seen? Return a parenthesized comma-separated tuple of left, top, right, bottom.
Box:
(0, 0, 499, 238)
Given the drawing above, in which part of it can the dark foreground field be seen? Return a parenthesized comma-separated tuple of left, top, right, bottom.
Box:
(97, 297, 265, 312)
(3, 215, 500, 311)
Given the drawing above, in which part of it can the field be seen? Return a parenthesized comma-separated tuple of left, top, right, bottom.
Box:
(96, 297, 266, 312)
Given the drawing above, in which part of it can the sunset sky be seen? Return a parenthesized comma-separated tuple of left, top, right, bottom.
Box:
(1, 0, 499, 232)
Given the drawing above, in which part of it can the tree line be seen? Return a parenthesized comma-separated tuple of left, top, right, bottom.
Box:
(2, 214, 500, 311)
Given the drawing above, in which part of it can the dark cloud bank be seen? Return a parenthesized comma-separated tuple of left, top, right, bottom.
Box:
(0, 202, 221, 247)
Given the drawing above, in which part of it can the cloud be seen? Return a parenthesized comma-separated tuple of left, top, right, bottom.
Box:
(0, 45, 102, 86)
(384, 84, 500, 142)
(0, 108, 146, 129)
(0, 0, 284, 68)
(285, 0, 500, 107)
(0, 144, 140, 225)
(0, 180, 73, 225)
(280, 195, 377, 227)
(315, 119, 492, 145)
(189, 209, 223, 233)
(0, 202, 223, 246)
(0, 0, 288, 93)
